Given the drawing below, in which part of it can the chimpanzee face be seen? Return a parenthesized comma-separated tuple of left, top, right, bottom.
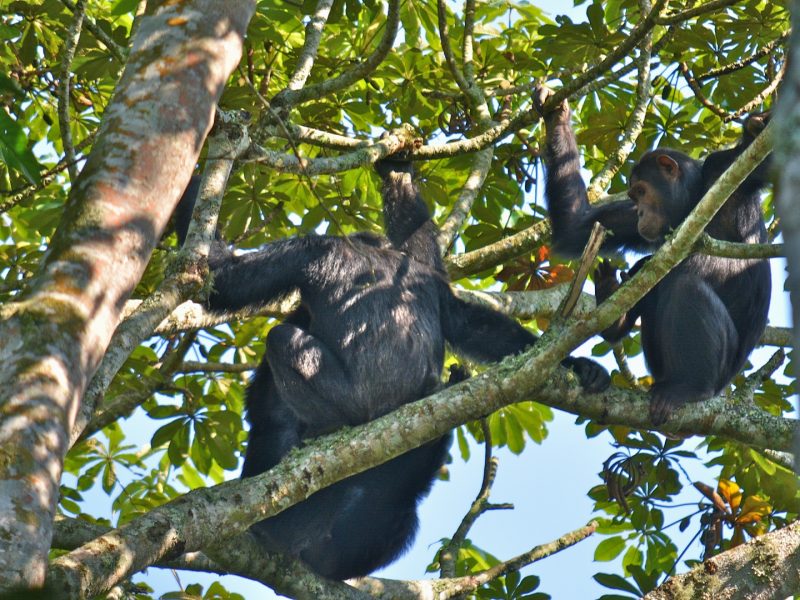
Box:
(628, 176, 669, 241)
(628, 153, 685, 242)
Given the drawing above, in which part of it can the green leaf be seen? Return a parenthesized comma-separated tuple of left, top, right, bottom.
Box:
(593, 573, 640, 595)
(167, 423, 191, 466)
(101, 462, 116, 494)
(0, 110, 42, 184)
(152, 419, 184, 447)
(594, 536, 627, 562)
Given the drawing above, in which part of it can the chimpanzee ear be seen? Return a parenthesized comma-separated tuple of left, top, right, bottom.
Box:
(656, 154, 680, 180)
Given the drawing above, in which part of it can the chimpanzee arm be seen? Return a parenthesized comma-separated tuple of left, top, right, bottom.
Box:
(701, 111, 771, 192)
(206, 237, 336, 312)
(538, 90, 649, 256)
(173, 176, 334, 313)
(376, 157, 444, 272)
(440, 288, 538, 362)
(440, 285, 610, 392)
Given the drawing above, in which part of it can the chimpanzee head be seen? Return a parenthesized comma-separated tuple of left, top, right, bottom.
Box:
(628, 149, 703, 242)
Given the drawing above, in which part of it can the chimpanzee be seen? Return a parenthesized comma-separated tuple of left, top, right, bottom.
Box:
(535, 86, 771, 424)
(175, 156, 609, 579)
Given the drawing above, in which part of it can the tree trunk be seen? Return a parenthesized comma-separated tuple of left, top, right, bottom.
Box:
(774, 0, 800, 468)
(0, 0, 254, 591)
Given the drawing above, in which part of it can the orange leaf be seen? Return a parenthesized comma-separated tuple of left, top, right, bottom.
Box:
(717, 479, 742, 511)
(736, 496, 771, 524)
(547, 264, 575, 284)
(537, 245, 549, 262)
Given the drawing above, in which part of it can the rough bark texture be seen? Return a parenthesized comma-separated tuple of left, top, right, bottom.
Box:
(645, 522, 800, 600)
(774, 0, 800, 466)
(0, 0, 254, 591)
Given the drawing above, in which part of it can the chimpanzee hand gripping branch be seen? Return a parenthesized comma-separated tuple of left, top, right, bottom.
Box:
(174, 151, 610, 580)
(535, 85, 772, 425)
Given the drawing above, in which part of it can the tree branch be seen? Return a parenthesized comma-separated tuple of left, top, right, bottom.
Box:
(437, 147, 494, 251)
(354, 522, 598, 599)
(446, 220, 551, 280)
(46, 307, 794, 598)
(284, 0, 335, 93)
(270, 0, 400, 109)
(725, 59, 786, 123)
(773, 2, 800, 464)
(694, 233, 784, 258)
(248, 107, 538, 173)
(655, 0, 739, 25)
(0, 1, 254, 589)
(70, 113, 250, 447)
(697, 32, 790, 82)
(177, 360, 256, 373)
(57, 0, 87, 182)
(644, 521, 800, 599)
(60, 0, 126, 63)
(679, 61, 729, 119)
(77, 333, 197, 442)
(542, 0, 668, 111)
(587, 1, 653, 200)
(51, 517, 369, 600)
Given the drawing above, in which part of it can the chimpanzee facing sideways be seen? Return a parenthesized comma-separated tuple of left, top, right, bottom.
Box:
(535, 86, 772, 425)
(175, 156, 609, 580)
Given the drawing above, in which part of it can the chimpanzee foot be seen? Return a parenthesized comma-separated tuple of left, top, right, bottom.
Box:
(562, 356, 610, 393)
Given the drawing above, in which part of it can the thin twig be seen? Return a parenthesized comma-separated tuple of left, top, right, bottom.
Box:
(613, 345, 641, 389)
(60, 0, 126, 63)
(270, 0, 400, 108)
(78, 333, 197, 442)
(679, 62, 729, 119)
(725, 60, 786, 123)
(58, 0, 87, 181)
(697, 32, 790, 82)
(437, 147, 494, 253)
(177, 360, 256, 373)
(558, 223, 606, 319)
(582, 27, 675, 97)
(0, 134, 94, 212)
(439, 421, 511, 578)
(733, 348, 786, 402)
(656, 0, 739, 25)
(285, 0, 335, 92)
(587, 0, 653, 200)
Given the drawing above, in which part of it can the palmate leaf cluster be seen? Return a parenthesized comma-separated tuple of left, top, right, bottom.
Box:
(0, 0, 794, 597)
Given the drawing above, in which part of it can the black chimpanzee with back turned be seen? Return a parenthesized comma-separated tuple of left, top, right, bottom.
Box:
(175, 151, 609, 580)
(534, 86, 771, 425)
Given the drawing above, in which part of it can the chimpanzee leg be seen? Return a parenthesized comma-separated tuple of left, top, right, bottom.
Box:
(293, 433, 453, 579)
(240, 361, 302, 477)
(647, 275, 739, 425)
(266, 323, 365, 434)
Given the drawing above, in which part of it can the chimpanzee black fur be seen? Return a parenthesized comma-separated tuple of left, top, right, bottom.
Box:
(536, 86, 771, 424)
(175, 157, 609, 579)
